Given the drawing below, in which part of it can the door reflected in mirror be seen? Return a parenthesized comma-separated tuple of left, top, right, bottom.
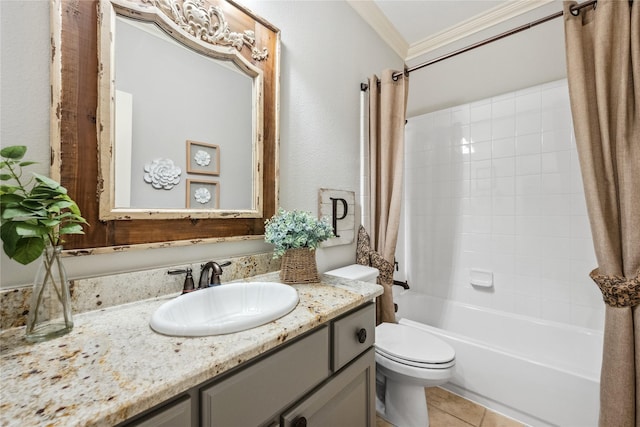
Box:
(113, 16, 254, 211)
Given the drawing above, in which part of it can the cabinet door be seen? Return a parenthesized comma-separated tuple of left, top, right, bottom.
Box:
(281, 348, 375, 427)
(201, 326, 330, 427)
(126, 396, 191, 427)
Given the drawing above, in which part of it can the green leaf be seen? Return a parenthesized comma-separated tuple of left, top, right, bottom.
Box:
(59, 223, 84, 235)
(1, 207, 35, 220)
(19, 199, 45, 210)
(32, 173, 62, 190)
(18, 161, 38, 167)
(39, 218, 61, 228)
(0, 174, 13, 181)
(0, 146, 27, 160)
(0, 193, 24, 206)
(15, 223, 49, 237)
(0, 222, 19, 256)
(48, 200, 73, 211)
(0, 185, 18, 195)
(11, 237, 45, 265)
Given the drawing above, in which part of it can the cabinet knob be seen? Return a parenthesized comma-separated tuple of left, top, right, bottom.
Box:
(293, 416, 307, 427)
(356, 328, 367, 343)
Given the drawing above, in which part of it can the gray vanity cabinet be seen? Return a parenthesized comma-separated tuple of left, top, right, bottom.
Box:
(121, 302, 375, 427)
(201, 326, 331, 426)
(281, 348, 375, 427)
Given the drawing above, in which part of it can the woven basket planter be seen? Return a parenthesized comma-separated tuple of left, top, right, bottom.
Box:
(279, 248, 320, 284)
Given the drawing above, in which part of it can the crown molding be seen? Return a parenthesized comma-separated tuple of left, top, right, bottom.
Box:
(346, 0, 408, 59)
(406, 0, 554, 61)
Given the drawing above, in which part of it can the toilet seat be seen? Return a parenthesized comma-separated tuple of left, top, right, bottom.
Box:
(375, 322, 455, 369)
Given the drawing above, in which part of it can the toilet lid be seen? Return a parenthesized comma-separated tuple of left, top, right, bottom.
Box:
(375, 322, 455, 366)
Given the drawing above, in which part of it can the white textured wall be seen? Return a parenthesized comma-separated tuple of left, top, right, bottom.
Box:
(404, 79, 603, 331)
(0, 0, 403, 287)
(0, 0, 52, 285)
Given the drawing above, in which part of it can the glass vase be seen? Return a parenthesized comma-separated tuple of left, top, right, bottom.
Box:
(26, 245, 73, 342)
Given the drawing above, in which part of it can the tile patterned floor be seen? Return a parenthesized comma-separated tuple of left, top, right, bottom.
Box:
(376, 387, 525, 427)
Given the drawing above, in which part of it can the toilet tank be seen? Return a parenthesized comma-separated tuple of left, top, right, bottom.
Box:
(324, 264, 379, 283)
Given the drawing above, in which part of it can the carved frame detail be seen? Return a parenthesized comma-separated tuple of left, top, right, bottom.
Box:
(147, 0, 269, 60)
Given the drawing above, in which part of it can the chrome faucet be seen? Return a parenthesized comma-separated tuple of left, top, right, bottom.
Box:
(198, 261, 231, 288)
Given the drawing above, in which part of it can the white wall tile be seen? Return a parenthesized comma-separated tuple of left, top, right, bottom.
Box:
(403, 79, 602, 331)
(516, 133, 541, 156)
(516, 91, 541, 113)
(542, 150, 571, 174)
(470, 101, 492, 122)
(542, 128, 572, 152)
(470, 120, 492, 142)
(492, 157, 515, 178)
(516, 153, 541, 176)
(492, 98, 515, 118)
(492, 137, 515, 158)
(492, 116, 516, 139)
(516, 111, 541, 136)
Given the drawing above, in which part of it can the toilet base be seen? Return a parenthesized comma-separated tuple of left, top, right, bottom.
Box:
(381, 378, 429, 427)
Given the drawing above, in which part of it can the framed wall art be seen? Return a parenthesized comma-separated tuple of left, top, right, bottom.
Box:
(187, 140, 220, 176)
(186, 179, 220, 209)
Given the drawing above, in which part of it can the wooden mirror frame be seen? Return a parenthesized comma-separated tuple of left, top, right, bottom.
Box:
(50, 0, 279, 254)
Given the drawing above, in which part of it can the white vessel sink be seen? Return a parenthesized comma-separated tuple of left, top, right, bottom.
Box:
(150, 282, 299, 337)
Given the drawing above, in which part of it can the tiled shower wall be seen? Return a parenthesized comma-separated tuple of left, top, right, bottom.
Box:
(403, 79, 604, 331)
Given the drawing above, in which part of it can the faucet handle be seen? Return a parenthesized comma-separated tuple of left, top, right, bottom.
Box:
(210, 261, 232, 286)
(168, 267, 195, 294)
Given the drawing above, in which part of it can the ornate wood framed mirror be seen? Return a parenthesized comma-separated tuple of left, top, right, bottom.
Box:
(51, 0, 279, 253)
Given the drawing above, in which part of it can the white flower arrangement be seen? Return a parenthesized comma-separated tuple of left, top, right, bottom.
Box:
(264, 208, 334, 258)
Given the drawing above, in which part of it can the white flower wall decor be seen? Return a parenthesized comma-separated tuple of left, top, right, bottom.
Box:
(194, 187, 211, 204)
(186, 179, 219, 209)
(194, 149, 211, 167)
(186, 141, 220, 176)
(143, 158, 181, 190)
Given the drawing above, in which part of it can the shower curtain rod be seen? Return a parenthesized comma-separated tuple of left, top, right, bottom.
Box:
(360, 0, 597, 91)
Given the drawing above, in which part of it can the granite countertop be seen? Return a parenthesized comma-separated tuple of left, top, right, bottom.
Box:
(0, 272, 382, 427)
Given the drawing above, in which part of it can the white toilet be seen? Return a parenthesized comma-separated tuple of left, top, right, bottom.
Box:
(325, 264, 456, 427)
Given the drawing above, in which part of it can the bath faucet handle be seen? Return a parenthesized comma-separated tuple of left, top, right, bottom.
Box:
(168, 267, 195, 294)
(210, 261, 231, 286)
(199, 260, 232, 288)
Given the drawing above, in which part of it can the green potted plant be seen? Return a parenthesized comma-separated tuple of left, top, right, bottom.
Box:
(1, 145, 87, 341)
(264, 208, 334, 284)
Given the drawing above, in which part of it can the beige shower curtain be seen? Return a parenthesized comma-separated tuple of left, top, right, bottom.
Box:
(563, 1, 640, 425)
(365, 69, 409, 324)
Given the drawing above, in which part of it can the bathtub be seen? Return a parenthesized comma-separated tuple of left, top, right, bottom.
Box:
(394, 289, 603, 427)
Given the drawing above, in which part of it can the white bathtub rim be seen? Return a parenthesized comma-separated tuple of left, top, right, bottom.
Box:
(393, 288, 604, 338)
(399, 317, 600, 383)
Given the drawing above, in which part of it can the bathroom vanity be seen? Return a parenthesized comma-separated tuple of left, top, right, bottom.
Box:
(0, 272, 382, 426)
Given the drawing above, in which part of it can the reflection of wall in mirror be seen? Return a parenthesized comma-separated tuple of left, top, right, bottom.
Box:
(114, 16, 254, 210)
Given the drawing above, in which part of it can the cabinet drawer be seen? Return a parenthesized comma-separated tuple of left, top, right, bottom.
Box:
(201, 326, 330, 426)
(282, 348, 376, 427)
(331, 303, 375, 371)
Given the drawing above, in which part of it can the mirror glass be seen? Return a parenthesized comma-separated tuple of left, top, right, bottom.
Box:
(97, 0, 266, 220)
(113, 16, 254, 211)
